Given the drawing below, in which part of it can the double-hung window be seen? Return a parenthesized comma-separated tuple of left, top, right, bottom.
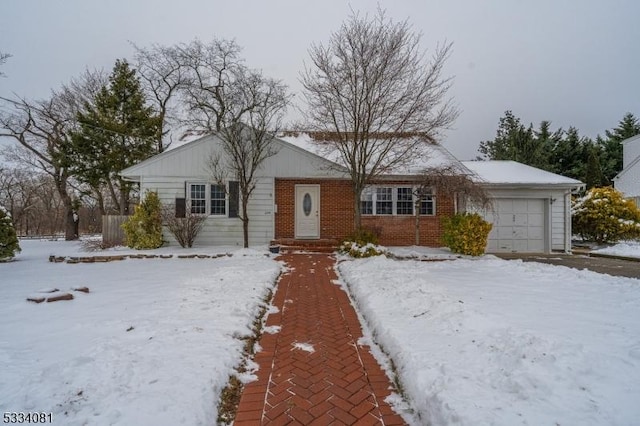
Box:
(396, 187, 414, 215)
(210, 184, 226, 215)
(360, 185, 436, 216)
(419, 188, 436, 216)
(190, 184, 207, 214)
(361, 188, 374, 215)
(187, 182, 229, 216)
(375, 188, 393, 215)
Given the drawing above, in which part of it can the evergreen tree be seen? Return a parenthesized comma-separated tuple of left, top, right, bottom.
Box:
(0, 206, 20, 261)
(532, 120, 562, 171)
(70, 59, 160, 215)
(552, 127, 590, 180)
(478, 111, 557, 172)
(121, 191, 163, 249)
(584, 144, 605, 189)
(598, 113, 640, 184)
(478, 111, 531, 161)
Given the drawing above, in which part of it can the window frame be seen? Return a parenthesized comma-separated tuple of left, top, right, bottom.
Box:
(396, 187, 414, 215)
(209, 183, 226, 216)
(360, 185, 437, 216)
(189, 183, 207, 215)
(186, 182, 229, 217)
(419, 188, 436, 216)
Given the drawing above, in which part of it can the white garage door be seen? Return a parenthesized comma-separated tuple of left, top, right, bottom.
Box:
(485, 199, 546, 253)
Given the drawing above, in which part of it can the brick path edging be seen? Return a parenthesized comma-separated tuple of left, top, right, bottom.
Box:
(234, 253, 408, 425)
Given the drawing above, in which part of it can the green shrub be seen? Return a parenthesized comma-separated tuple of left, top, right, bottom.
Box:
(340, 241, 386, 258)
(340, 227, 385, 257)
(346, 227, 381, 246)
(442, 213, 492, 256)
(572, 187, 640, 243)
(0, 207, 21, 261)
(121, 191, 163, 249)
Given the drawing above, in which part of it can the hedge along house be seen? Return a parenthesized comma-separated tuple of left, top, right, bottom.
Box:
(462, 161, 584, 253)
(119, 131, 465, 248)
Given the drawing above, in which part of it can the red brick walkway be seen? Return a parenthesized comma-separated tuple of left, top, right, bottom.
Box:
(234, 253, 406, 425)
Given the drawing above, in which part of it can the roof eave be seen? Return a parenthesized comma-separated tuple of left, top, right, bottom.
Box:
(477, 182, 585, 191)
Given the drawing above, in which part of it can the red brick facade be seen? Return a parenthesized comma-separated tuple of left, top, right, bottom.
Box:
(274, 178, 455, 247)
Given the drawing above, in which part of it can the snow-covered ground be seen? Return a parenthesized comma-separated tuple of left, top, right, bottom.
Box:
(0, 239, 281, 426)
(339, 255, 640, 425)
(592, 240, 640, 259)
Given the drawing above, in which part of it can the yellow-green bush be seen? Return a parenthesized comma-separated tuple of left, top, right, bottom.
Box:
(122, 191, 163, 249)
(442, 213, 492, 256)
(572, 187, 640, 243)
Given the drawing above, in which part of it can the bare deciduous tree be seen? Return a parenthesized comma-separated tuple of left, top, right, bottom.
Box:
(180, 38, 289, 248)
(133, 43, 188, 152)
(0, 51, 11, 77)
(414, 164, 491, 245)
(301, 9, 459, 230)
(0, 94, 80, 240)
(0, 166, 69, 237)
(0, 69, 109, 239)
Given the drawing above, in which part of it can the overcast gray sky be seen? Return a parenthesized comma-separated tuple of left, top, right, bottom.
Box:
(1, 0, 639, 159)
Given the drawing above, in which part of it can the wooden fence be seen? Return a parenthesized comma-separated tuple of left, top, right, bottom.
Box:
(102, 215, 128, 246)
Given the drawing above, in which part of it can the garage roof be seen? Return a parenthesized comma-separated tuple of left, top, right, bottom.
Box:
(461, 160, 584, 187)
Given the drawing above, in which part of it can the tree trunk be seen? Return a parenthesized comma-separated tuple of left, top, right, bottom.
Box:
(93, 185, 106, 217)
(53, 174, 78, 241)
(241, 192, 250, 248)
(119, 186, 129, 215)
(353, 185, 363, 231)
(415, 200, 421, 246)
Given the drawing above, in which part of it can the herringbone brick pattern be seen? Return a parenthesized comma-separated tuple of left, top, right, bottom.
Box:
(235, 253, 406, 425)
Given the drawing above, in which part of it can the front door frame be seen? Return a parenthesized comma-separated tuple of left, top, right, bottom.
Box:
(294, 184, 320, 239)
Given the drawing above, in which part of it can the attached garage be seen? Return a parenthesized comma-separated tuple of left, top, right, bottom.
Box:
(461, 161, 584, 254)
(486, 198, 546, 253)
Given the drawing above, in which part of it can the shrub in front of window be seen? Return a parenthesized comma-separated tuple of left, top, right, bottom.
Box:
(442, 213, 492, 256)
(0, 206, 21, 261)
(121, 191, 164, 249)
(572, 187, 640, 243)
(161, 205, 207, 248)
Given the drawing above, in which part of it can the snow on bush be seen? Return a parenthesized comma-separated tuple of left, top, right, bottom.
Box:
(572, 187, 640, 243)
(340, 241, 387, 258)
(0, 205, 21, 261)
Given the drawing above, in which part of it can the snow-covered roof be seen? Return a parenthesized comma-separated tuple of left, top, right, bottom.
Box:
(279, 132, 464, 176)
(461, 160, 584, 187)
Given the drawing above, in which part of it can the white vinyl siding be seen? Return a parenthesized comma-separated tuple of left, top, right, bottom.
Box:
(139, 177, 275, 247)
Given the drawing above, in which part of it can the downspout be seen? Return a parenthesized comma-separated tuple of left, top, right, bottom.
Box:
(564, 190, 572, 253)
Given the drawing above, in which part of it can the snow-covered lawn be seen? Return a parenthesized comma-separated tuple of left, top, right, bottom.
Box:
(592, 240, 640, 259)
(339, 255, 640, 425)
(0, 239, 281, 426)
